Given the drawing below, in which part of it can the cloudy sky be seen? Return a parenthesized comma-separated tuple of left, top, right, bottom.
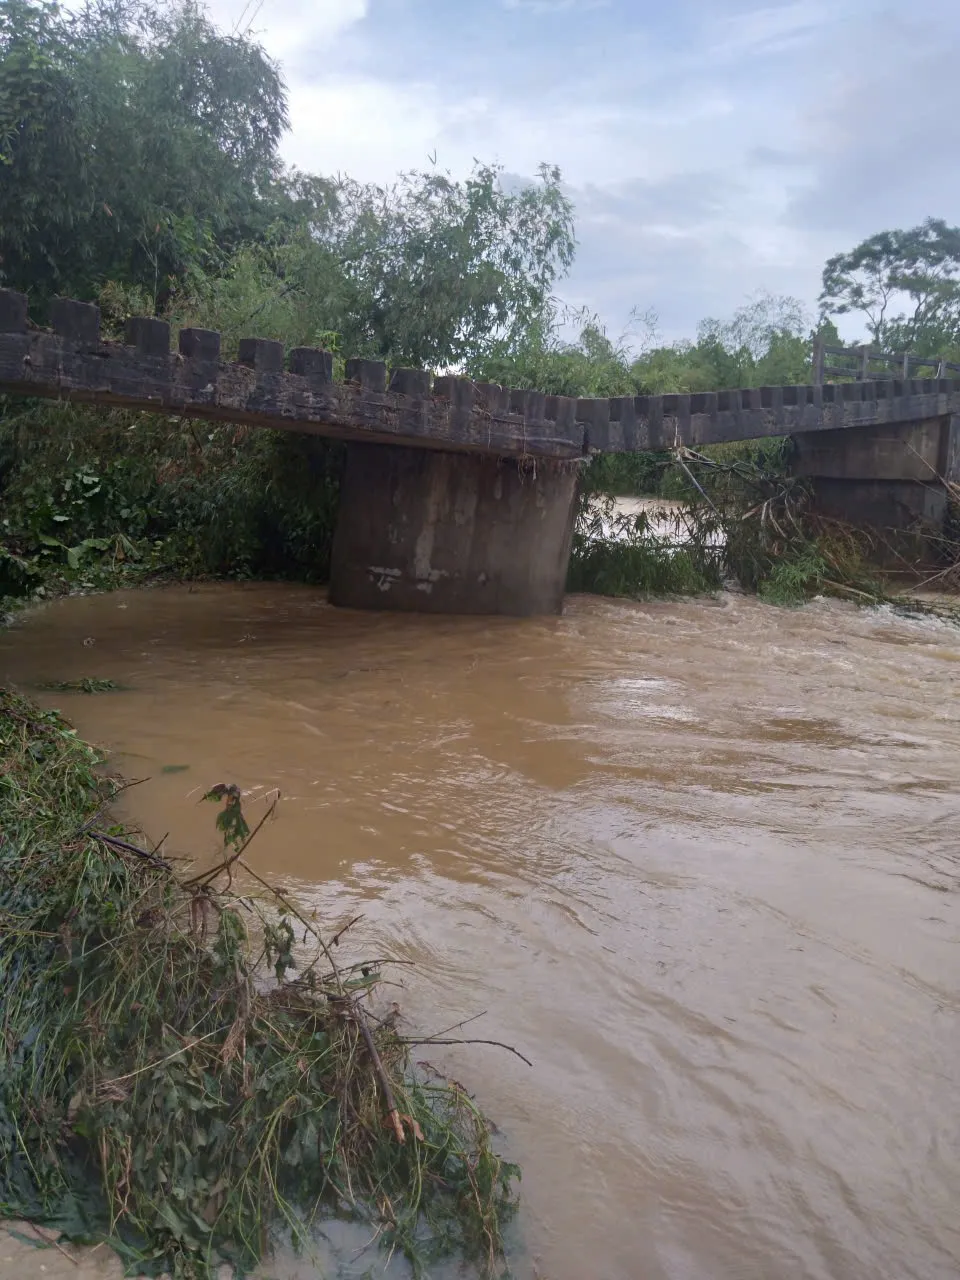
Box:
(205, 0, 960, 346)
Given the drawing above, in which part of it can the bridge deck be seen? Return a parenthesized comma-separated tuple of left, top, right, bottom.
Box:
(3, 291, 959, 460)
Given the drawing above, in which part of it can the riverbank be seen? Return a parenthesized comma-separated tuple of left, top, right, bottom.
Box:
(0, 1222, 232, 1279)
(0, 686, 518, 1279)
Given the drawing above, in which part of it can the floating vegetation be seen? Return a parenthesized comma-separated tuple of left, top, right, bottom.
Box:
(0, 688, 519, 1278)
(36, 677, 125, 693)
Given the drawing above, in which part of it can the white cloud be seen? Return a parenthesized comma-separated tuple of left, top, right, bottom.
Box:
(704, 3, 830, 59)
(282, 72, 640, 186)
(202, 0, 368, 65)
(786, 14, 960, 236)
(283, 69, 743, 193)
(283, 77, 447, 179)
(193, 0, 960, 341)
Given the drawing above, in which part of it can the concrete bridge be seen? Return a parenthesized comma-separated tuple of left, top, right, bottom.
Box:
(1, 290, 958, 614)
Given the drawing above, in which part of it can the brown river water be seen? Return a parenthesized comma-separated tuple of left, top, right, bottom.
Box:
(1, 582, 958, 1280)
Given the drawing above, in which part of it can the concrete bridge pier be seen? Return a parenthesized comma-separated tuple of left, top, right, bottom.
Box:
(792, 414, 960, 558)
(329, 443, 581, 615)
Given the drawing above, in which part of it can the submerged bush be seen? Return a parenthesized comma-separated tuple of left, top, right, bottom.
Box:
(567, 496, 722, 597)
(568, 437, 888, 606)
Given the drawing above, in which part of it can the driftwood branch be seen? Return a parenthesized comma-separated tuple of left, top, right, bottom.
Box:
(223, 853, 346, 994)
(90, 831, 171, 871)
(330, 914, 364, 947)
(400, 1037, 533, 1068)
(183, 793, 279, 889)
(356, 1003, 406, 1142)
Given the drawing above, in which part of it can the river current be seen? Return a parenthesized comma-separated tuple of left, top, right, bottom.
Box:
(1, 582, 958, 1280)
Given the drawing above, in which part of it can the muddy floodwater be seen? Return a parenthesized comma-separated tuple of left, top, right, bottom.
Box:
(1, 582, 959, 1280)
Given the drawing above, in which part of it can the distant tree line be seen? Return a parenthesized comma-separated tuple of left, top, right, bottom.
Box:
(3, 0, 959, 395)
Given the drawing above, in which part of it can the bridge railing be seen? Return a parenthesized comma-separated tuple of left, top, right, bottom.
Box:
(2, 289, 960, 457)
(812, 337, 960, 385)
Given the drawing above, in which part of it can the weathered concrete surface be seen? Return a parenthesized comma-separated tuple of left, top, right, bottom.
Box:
(0, 327, 583, 460)
(329, 444, 580, 615)
(792, 416, 956, 553)
(945, 414, 960, 483)
(801, 478, 948, 533)
(792, 419, 949, 483)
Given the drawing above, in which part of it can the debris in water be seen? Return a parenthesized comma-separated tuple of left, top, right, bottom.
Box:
(0, 688, 520, 1278)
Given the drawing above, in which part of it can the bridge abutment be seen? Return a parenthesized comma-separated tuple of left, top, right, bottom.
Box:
(329, 443, 580, 615)
(792, 415, 959, 558)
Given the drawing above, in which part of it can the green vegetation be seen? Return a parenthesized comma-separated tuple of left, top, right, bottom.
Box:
(0, 397, 345, 609)
(0, 687, 518, 1277)
(1, 2, 958, 1270)
(35, 678, 123, 693)
(0, 0, 574, 364)
(0, 0, 290, 311)
(3, 0, 958, 614)
(477, 293, 817, 399)
(567, 497, 723, 598)
(567, 434, 891, 606)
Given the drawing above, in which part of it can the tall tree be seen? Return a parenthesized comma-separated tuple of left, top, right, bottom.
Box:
(819, 218, 960, 352)
(0, 0, 288, 306)
(178, 163, 576, 371)
(473, 309, 638, 397)
(2, 2, 572, 366)
(325, 163, 576, 368)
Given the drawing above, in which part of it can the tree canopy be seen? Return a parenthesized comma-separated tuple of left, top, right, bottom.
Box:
(0, 0, 575, 367)
(173, 163, 575, 368)
(819, 218, 960, 355)
(474, 293, 816, 398)
(0, 0, 289, 305)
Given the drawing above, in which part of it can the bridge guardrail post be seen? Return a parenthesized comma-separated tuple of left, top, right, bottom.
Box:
(812, 336, 825, 385)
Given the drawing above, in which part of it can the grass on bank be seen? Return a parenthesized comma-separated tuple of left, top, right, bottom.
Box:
(0, 688, 518, 1278)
